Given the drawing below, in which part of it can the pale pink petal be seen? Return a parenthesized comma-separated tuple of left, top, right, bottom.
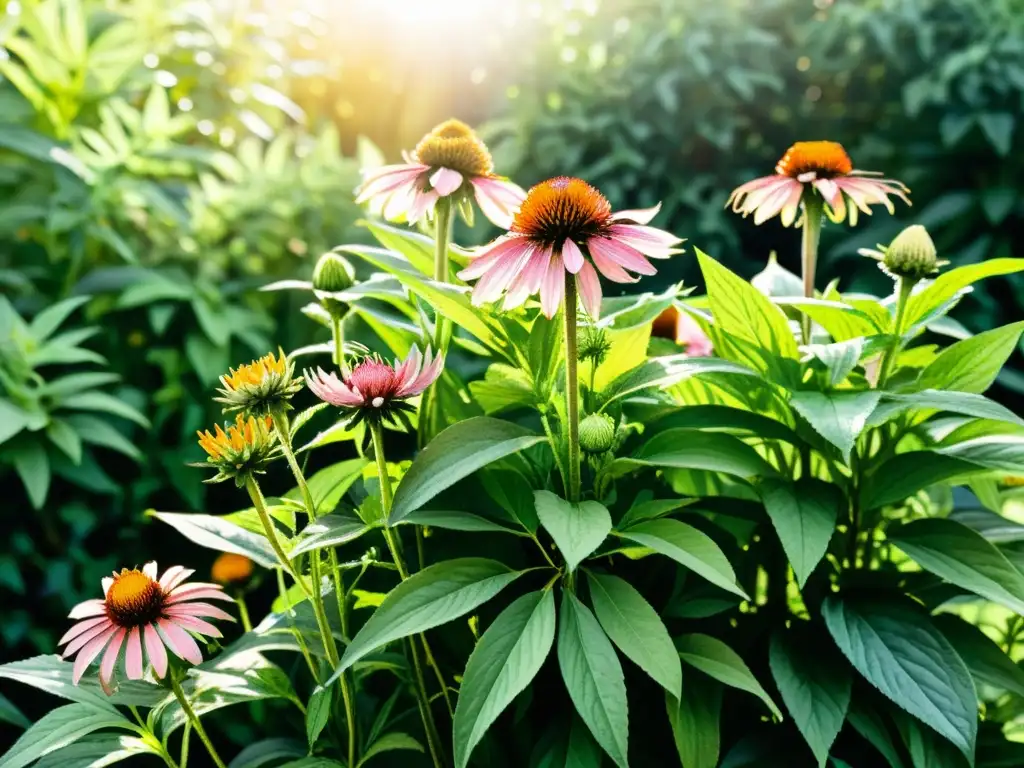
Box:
(62, 620, 115, 657)
(59, 615, 110, 646)
(813, 179, 841, 208)
(588, 238, 656, 276)
(159, 566, 194, 592)
(606, 224, 683, 257)
(561, 239, 585, 274)
(158, 619, 204, 665)
(471, 177, 526, 228)
(355, 164, 428, 203)
(304, 368, 363, 407)
(470, 240, 536, 305)
(144, 624, 168, 678)
(168, 615, 223, 638)
(610, 202, 661, 225)
(167, 582, 234, 603)
(779, 186, 805, 227)
(458, 235, 531, 281)
(142, 562, 158, 579)
(540, 253, 566, 319)
(754, 184, 797, 225)
(394, 345, 423, 388)
(72, 630, 115, 684)
(588, 239, 639, 284)
(125, 627, 143, 679)
(100, 628, 127, 686)
(166, 602, 235, 622)
(429, 167, 463, 196)
(502, 247, 547, 310)
(576, 261, 602, 319)
(399, 347, 445, 397)
(676, 311, 714, 356)
(70, 598, 107, 620)
(406, 189, 439, 224)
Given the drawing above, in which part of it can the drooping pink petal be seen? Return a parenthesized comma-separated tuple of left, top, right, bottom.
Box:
(159, 566, 194, 592)
(305, 368, 363, 407)
(813, 179, 841, 209)
(779, 185, 805, 228)
(430, 167, 464, 196)
(355, 164, 429, 203)
(406, 189, 439, 224)
(606, 224, 683, 258)
(458, 235, 531, 281)
(144, 624, 168, 678)
(168, 615, 223, 638)
(540, 253, 566, 319)
(72, 630, 115, 684)
(588, 238, 657, 276)
(59, 615, 110, 646)
(62, 620, 115, 657)
(610, 202, 661, 225)
(125, 627, 144, 679)
(754, 184, 798, 225)
(400, 348, 444, 397)
(561, 239, 585, 274)
(393, 345, 423, 389)
(502, 247, 547, 310)
(587, 238, 639, 284)
(382, 183, 418, 221)
(100, 628, 127, 686)
(158, 619, 204, 665)
(166, 602, 235, 622)
(166, 583, 234, 603)
(471, 177, 526, 228)
(576, 261, 602, 319)
(470, 240, 536, 305)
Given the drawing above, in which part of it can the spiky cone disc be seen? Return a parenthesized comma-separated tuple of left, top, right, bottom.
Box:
(193, 413, 281, 487)
(215, 349, 304, 417)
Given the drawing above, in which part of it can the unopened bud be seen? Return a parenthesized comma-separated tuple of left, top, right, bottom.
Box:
(579, 413, 616, 455)
(882, 225, 942, 281)
(313, 252, 355, 293)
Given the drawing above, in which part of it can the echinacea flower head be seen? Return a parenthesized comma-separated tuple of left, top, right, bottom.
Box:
(215, 349, 303, 416)
(195, 413, 280, 485)
(59, 561, 233, 690)
(211, 553, 255, 587)
(653, 306, 713, 357)
(458, 177, 683, 319)
(727, 141, 910, 227)
(860, 224, 947, 282)
(304, 345, 443, 428)
(355, 118, 525, 228)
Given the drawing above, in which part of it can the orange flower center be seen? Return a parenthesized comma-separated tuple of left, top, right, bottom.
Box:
(775, 141, 853, 179)
(511, 177, 612, 248)
(414, 119, 493, 178)
(212, 553, 255, 585)
(222, 351, 287, 391)
(106, 569, 165, 627)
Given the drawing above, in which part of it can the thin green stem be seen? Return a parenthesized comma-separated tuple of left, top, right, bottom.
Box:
(171, 675, 226, 768)
(431, 200, 453, 352)
(235, 594, 252, 632)
(277, 569, 319, 681)
(179, 722, 190, 768)
(540, 411, 568, 493)
(877, 277, 915, 389)
(563, 273, 581, 502)
(332, 314, 348, 376)
(800, 196, 824, 345)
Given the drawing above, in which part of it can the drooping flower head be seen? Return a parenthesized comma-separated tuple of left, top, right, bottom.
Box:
(59, 561, 234, 690)
(458, 177, 683, 319)
(304, 344, 443, 428)
(194, 413, 280, 486)
(727, 141, 910, 227)
(356, 118, 525, 228)
(215, 349, 303, 416)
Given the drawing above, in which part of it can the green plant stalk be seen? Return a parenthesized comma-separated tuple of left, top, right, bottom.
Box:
(269, 410, 355, 768)
(431, 199, 454, 352)
(277, 568, 319, 681)
(369, 420, 445, 768)
(332, 314, 348, 376)
(877, 276, 915, 389)
(800, 195, 824, 345)
(540, 410, 569, 493)
(564, 273, 581, 502)
(170, 675, 226, 768)
(234, 594, 252, 632)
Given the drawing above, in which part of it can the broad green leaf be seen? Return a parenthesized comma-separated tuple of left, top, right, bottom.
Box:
(453, 590, 556, 768)
(769, 628, 852, 767)
(332, 559, 523, 678)
(802, 338, 867, 387)
(934, 614, 1024, 699)
(225, 738, 306, 768)
(861, 452, 981, 509)
(587, 572, 681, 698)
(601, 355, 757, 408)
(776, 297, 881, 342)
(916, 322, 1024, 394)
(603, 429, 774, 482)
(13, 441, 50, 509)
(888, 518, 1024, 614)
(0, 655, 164, 710)
(290, 515, 368, 557)
(292, 458, 369, 515)
(0, 692, 29, 729)
(846, 697, 907, 768)
(675, 634, 781, 719)
(46, 419, 82, 463)
(868, 390, 1024, 430)
(647, 405, 801, 445)
(65, 414, 141, 461)
(535, 491, 612, 572)
(356, 733, 424, 767)
(696, 248, 798, 359)
(822, 597, 976, 760)
(759, 479, 840, 587)
(399, 509, 519, 534)
(937, 435, 1024, 472)
(615, 519, 747, 599)
(148, 512, 279, 569)
(28, 296, 89, 340)
(666, 671, 721, 768)
(0, 703, 133, 768)
(789, 390, 881, 462)
(469, 364, 536, 415)
(31, 734, 159, 768)
(481, 468, 539, 533)
(557, 591, 629, 768)
(306, 686, 331, 749)
(616, 497, 696, 530)
(951, 508, 1024, 544)
(364, 219, 464, 276)
(906, 258, 1024, 330)
(390, 417, 545, 523)
(892, 709, 968, 768)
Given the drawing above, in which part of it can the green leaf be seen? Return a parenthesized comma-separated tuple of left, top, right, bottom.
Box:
(65, 415, 141, 461)
(148, 512, 279, 569)
(790, 390, 881, 462)
(938, 435, 1024, 472)
(916, 322, 1024, 394)
(293, 458, 369, 515)
(616, 497, 696, 530)
(0, 400, 30, 445)
(58, 391, 149, 427)
(776, 297, 881, 342)
(0, 703, 133, 768)
(892, 709, 968, 768)
(601, 356, 758, 408)
(615, 518, 747, 599)
(13, 441, 51, 509)
(647, 405, 801, 445)
(0, 655, 165, 710)
(534, 492, 611, 572)
(934, 614, 1024, 699)
(0, 692, 30, 729)
(868, 390, 1024, 430)
(390, 417, 545, 523)
(28, 296, 89, 340)
(528, 314, 564, 396)
(223, 738, 306, 768)
(46, 419, 82, 464)
(356, 733, 424, 767)
(588, 571, 681, 698)
(696, 248, 798, 359)
(822, 597, 976, 760)
(603, 429, 774, 482)
(469, 364, 537, 415)
(453, 590, 556, 768)
(861, 452, 981, 509)
(666, 671, 721, 768)
(906, 258, 1024, 330)
(302, 686, 330, 750)
(364, 219, 463, 276)
(557, 591, 629, 768)
(675, 634, 782, 719)
(888, 518, 1024, 614)
(846, 697, 907, 768)
(31, 734, 159, 768)
(481, 469, 539, 533)
(399, 509, 519, 534)
(802, 338, 867, 387)
(290, 515, 368, 557)
(759, 479, 840, 587)
(769, 628, 852, 767)
(332, 558, 523, 678)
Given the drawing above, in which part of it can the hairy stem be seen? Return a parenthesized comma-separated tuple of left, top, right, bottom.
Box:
(564, 273, 581, 502)
(171, 675, 226, 768)
(800, 196, 824, 345)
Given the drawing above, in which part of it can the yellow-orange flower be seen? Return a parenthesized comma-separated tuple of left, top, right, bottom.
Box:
(194, 413, 279, 485)
(211, 553, 255, 586)
(215, 349, 303, 416)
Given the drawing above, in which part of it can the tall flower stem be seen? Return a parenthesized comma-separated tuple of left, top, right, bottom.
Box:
(170, 675, 226, 768)
(331, 315, 348, 376)
(563, 273, 581, 502)
(800, 195, 824, 345)
(877, 277, 915, 389)
(269, 410, 355, 768)
(369, 421, 445, 768)
(234, 594, 252, 632)
(431, 199, 454, 352)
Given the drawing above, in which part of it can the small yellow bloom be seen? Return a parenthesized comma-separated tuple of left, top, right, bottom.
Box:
(215, 349, 303, 417)
(211, 553, 255, 586)
(194, 413, 279, 486)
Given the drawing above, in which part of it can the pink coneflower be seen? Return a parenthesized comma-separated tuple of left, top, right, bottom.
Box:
(653, 306, 713, 357)
(727, 141, 910, 226)
(355, 119, 525, 228)
(458, 177, 683, 319)
(304, 345, 443, 427)
(59, 562, 234, 690)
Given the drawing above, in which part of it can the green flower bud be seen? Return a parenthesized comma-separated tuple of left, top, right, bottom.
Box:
(579, 413, 616, 455)
(313, 252, 355, 318)
(578, 326, 612, 368)
(883, 225, 940, 280)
